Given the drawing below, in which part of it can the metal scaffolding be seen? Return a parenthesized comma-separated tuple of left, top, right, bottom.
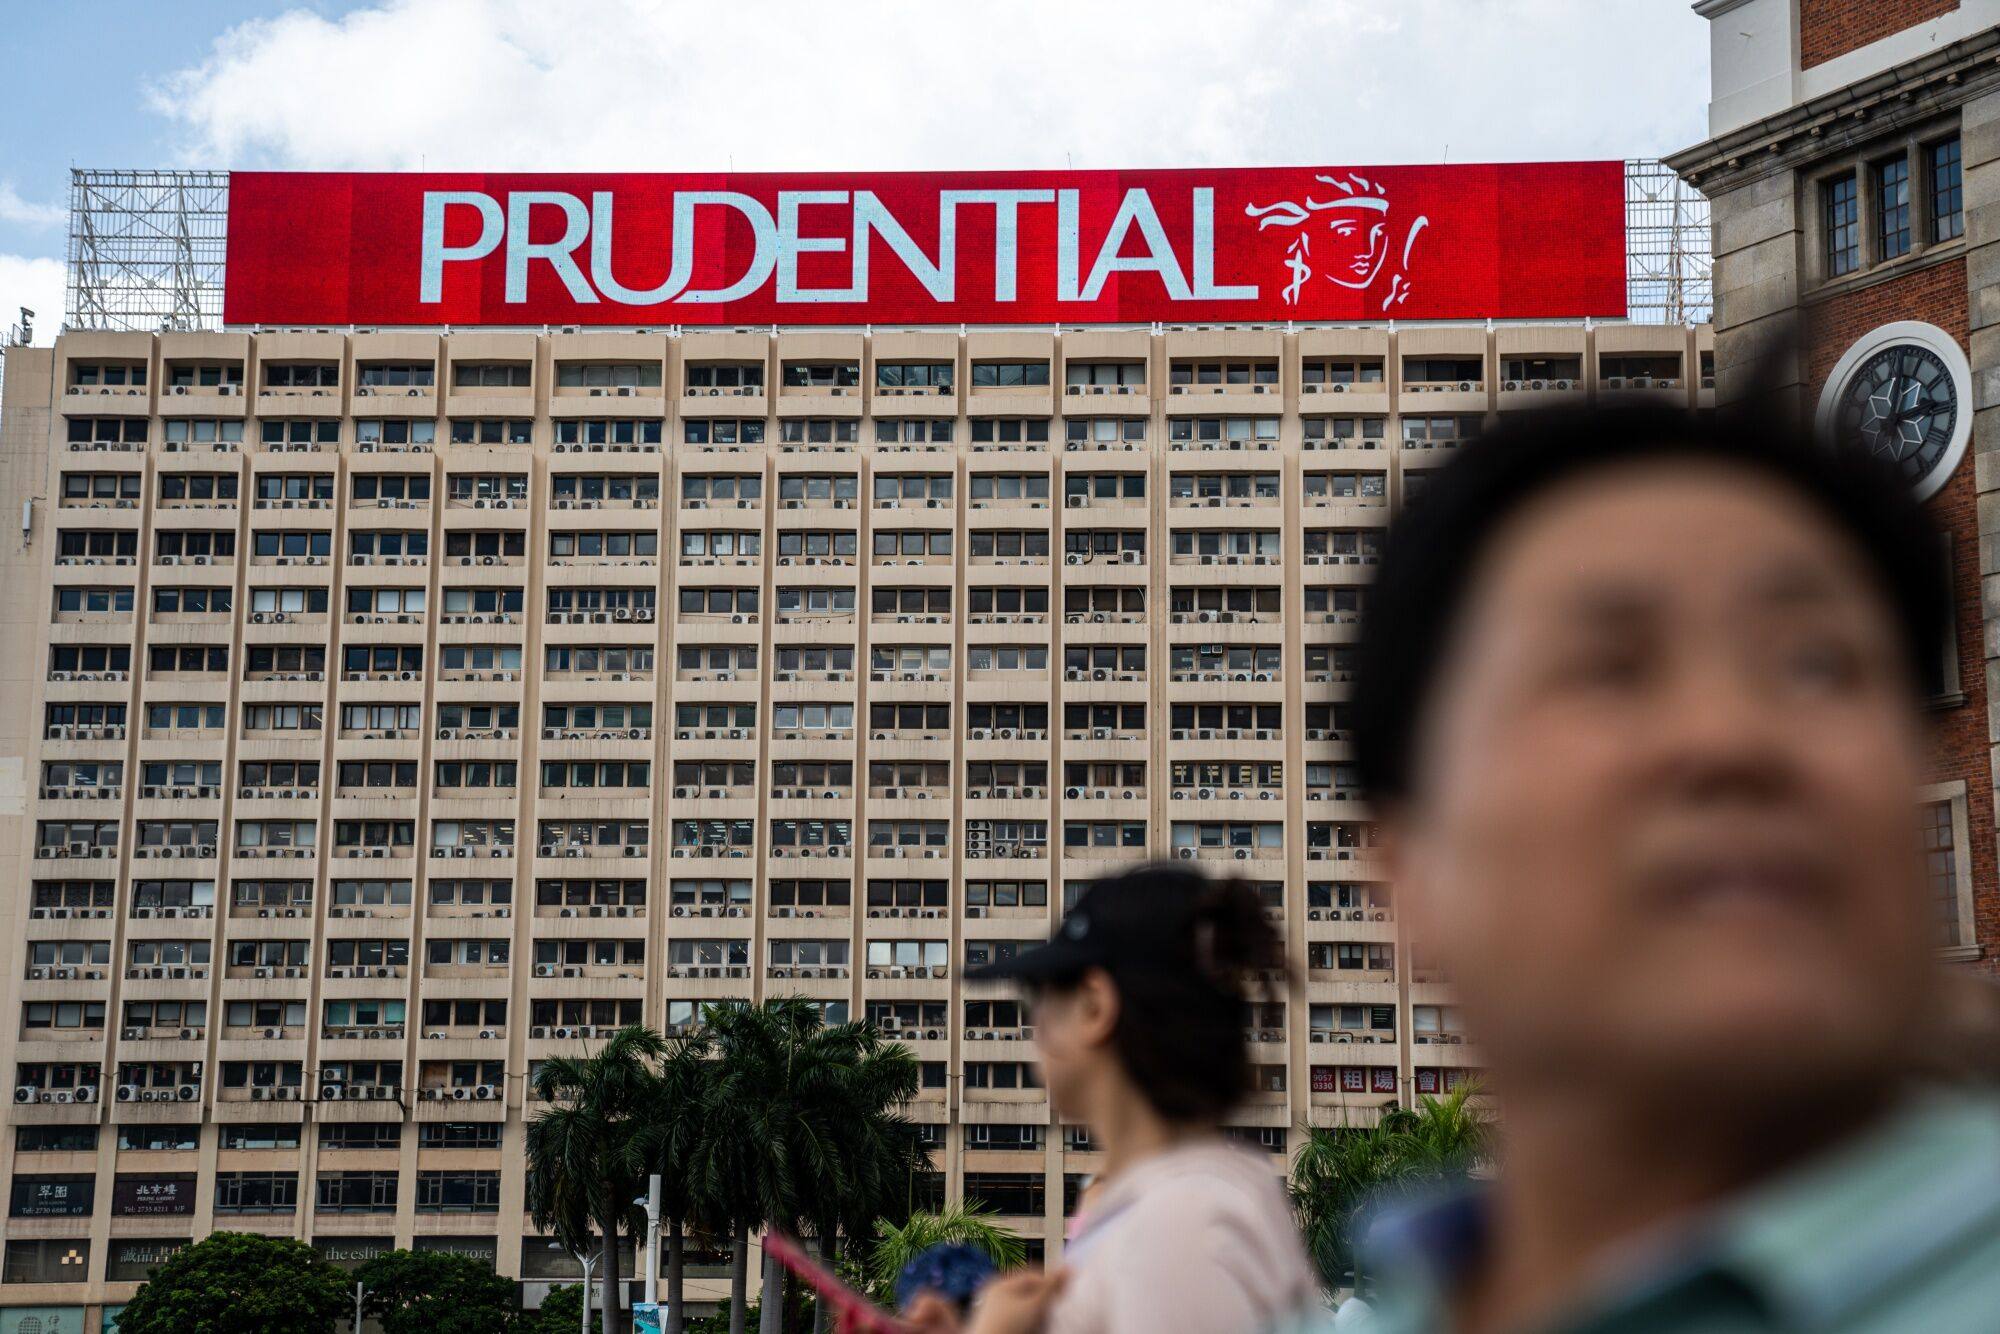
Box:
(1625, 158, 1713, 326)
(65, 169, 228, 334)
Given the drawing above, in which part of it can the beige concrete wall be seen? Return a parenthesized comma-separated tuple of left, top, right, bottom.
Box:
(0, 324, 1703, 1318)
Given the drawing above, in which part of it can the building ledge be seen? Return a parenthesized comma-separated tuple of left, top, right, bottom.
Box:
(1666, 28, 2000, 190)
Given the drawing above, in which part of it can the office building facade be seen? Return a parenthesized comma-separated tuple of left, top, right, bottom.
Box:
(0, 161, 1709, 1325)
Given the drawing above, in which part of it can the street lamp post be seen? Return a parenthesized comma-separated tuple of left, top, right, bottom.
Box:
(638, 1174, 662, 1309)
(552, 1240, 596, 1334)
(353, 1280, 368, 1332)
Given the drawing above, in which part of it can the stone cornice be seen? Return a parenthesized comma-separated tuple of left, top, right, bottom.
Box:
(1666, 30, 2000, 192)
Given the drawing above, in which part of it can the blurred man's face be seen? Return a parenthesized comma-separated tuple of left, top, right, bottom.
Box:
(1388, 461, 1940, 1106)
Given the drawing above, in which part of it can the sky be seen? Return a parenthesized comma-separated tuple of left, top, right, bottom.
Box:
(0, 0, 1712, 347)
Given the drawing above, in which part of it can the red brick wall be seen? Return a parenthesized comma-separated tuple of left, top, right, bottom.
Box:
(1806, 258, 1996, 974)
(1800, 0, 1959, 70)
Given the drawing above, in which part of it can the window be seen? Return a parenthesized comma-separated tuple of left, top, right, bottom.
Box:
(1066, 361, 1146, 388)
(358, 362, 435, 387)
(453, 362, 530, 388)
(683, 418, 767, 446)
(876, 418, 955, 444)
(970, 418, 1050, 444)
(162, 419, 245, 446)
(556, 419, 662, 447)
(416, 1170, 502, 1212)
(1876, 155, 1911, 261)
(322, 1122, 403, 1151)
(1921, 788, 1975, 951)
(971, 362, 1050, 387)
(265, 363, 336, 389)
(1825, 174, 1860, 278)
(450, 418, 534, 444)
(261, 418, 340, 447)
(686, 362, 764, 390)
(4, 1238, 91, 1284)
(878, 362, 953, 389)
(781, 362, 860, 388)
(316, 1172, 398, 1213)
(778, 418, 860, 445)
(16, 1125, 98, 1153)
(1932, 136, 1964, 243)
(556, 362, 662, 388)
(963, 1173, 1045, 1215)
(215, 1172, 298, 1214)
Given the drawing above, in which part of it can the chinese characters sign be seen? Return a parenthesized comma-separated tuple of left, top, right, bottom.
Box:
(224, 164, 1627, 327)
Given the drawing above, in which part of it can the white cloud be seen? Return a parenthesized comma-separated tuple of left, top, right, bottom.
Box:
(0, 184, 64, 230)
(149, 0, 1709, 173)
(0, 255, 65, 347)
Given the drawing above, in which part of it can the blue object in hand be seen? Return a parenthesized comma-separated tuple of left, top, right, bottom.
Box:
(895, 1242, 998, 1312)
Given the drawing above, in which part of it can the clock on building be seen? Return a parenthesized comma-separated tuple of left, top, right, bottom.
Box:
(1815, 321, 1973, 503)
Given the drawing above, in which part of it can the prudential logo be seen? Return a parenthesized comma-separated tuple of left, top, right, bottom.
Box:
(1245, 173, 1430, 312)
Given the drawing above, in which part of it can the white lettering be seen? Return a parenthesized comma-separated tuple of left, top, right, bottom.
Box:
(663, 193, 778, 304)
(419, 192, 503, 304)
(422, 182, 1243, 312)
(504, 192, 597, 304)
(1057, 190, 1082, 302)
(853, 191, 954, 302)
(1077, 188, 1192, 304)
(1190, 188, 1257, 300)
(941, 189, 1055, 301)
(777, 191, 860, 303)
(588, 192, 678, 305)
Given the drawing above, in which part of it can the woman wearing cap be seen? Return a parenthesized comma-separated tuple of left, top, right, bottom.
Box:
(908, 864, 1319, 1334)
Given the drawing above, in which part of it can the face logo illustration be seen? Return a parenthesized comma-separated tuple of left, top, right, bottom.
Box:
(1245, 173, 1430, 311)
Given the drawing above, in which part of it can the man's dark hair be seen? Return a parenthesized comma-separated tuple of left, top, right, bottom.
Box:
(1352, 401, 1951, 804)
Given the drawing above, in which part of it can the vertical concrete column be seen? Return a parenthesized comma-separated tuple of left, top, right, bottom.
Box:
(1707, 167, 1806, 404)
(1961, 90, 2000, 930)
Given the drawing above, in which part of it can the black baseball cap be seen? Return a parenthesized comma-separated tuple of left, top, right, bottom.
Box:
(967, 864, 1215, 985)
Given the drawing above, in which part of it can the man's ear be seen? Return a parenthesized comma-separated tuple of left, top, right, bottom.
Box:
(1074, 969, 1122, 1049)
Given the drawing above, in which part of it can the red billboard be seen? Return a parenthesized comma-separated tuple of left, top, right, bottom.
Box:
(223, 164, 1627, 328)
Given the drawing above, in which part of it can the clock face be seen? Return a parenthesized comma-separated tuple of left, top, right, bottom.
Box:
(1832, 343, 1960, 490)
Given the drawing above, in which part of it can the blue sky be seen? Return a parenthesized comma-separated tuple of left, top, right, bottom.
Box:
(0, 2, 371, 336)
(0, 0, 1712, 345)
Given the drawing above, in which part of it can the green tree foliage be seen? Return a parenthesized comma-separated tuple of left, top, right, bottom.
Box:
(1290, 1085, 1492, 1296)
(682, 1298, 756, 1334)
(868, 1203, 1027, 1304)
(528, 1024, 671, 1334)
(693, 999, 928, 1334)
(524, 1284, 585, 1334)
(115, 1231, 351, 1334)
(356, 1248, 523, 1334)
(627, 1031, 717, 1334)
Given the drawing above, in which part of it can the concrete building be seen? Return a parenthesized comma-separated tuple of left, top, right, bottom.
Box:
(1669, 1, 2000, 974)
(0, 167, 1710, 1324)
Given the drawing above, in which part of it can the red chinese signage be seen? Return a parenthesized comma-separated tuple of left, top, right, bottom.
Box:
(223, 164, 1627, 328)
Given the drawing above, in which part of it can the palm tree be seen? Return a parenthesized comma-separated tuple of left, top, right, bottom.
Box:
(692, 1000, 798, 1334)
(626, 1030, 716, 1334)
(1290, 1119, 1396, 1298)
(810, 1027, 926, 1334)
(1289, 1085, 1490, 1297)
(694, 1000, 928, 1334)
(868, 1203, 1026, 1304)
(527, 1024, 670, 1334)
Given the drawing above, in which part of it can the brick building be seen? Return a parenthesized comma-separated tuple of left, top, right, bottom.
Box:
(1669, 0, 2000, 972)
